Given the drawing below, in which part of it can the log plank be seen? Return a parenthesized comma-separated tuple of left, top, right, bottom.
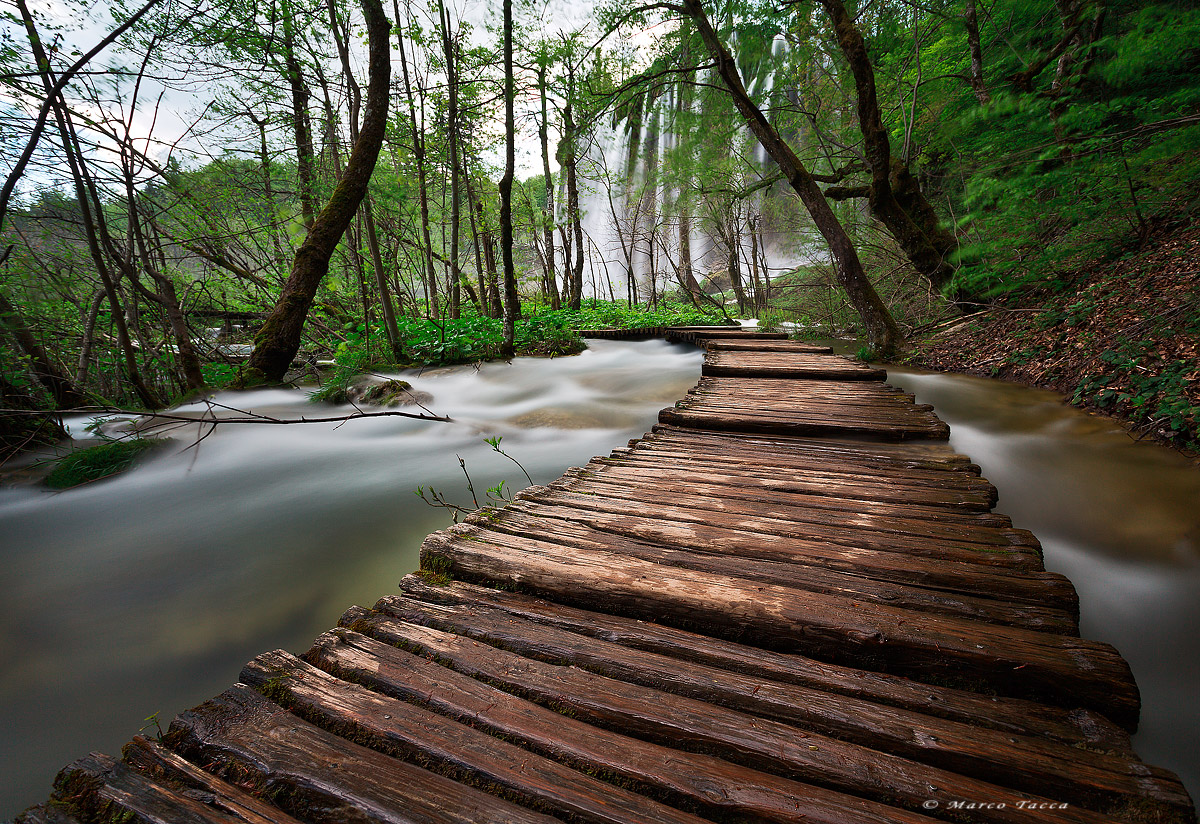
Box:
(659, 406, 951, 439)
(340, 613, 1171, 822)
(305, 627, 941, 824)
(647, 426, 978, 469)
(526, 484, 1046, 565)
(583, 458, 1000, 511)
(121, 736, 303, 824)
(371, 592, 1184, 811)
(238, 650, 713, 824)
(167, 685, 561, 824)
(447, 518, 1076, 632)
(50, 753, 249, 824)
(396, 578, 1127, 750)
(419, 524, 1140, 725)
(706, 340, 835, 353)
(492, 500, 1076, 609)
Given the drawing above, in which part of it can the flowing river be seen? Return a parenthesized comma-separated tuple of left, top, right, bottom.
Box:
(0, 339, 1195, 816)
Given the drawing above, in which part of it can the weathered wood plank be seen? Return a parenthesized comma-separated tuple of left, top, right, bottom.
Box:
(707, 339, 835, 353)
(445, 518, 1076, 632)
(553, 470, 1029, 548)
(167, 685, 562, 824)
(306, 627, 941, 824)
(396, 578, 1127, 750)
(121, 736, 303, 824)
(491, 499, 1076, 609)
(584, 457, 1000, 511)
(647, 425, 978, 469)
(659, 405, 951, 439)
(610, 444, 999, 495)
(419, 522, 1140, 726)
(50, 753, 249, 824)
(526, 483, 1046, 564)
(340, 612, 1164, 823)
(373, 590, 1186, 814)
(239, 650, 713, 824)
(702, 350, 887, 380)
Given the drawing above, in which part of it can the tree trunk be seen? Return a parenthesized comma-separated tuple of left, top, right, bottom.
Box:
(440, 0, 462, 319)
(964, 0, 991, 104)
(0, 289, 87, 408)
(818, 0, 958, 293)
(282, 9, 316, 230)
(499, 0, 519, 356)
(395, 0, 439, 317)
(556, 93, 585, 309)
(537, 61, 560, 310)
(680, 0, 901, 355)
(241, 0, 391, 384)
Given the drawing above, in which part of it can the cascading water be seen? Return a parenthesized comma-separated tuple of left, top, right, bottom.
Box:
(0, 339, 704, 819)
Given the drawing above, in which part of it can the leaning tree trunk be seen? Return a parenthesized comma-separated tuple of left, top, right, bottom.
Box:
(0, 290, 88, 408)
(819, 0, 958, 292)
(680, 0, 901, 354)
(240, 0, 390, 385)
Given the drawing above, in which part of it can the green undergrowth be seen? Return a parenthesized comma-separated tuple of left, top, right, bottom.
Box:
(45, 438, 165, 489)
(308, 300, 724, 401)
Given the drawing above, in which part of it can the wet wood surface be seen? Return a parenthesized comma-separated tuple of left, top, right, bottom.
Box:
(26, 343, 1195, 824)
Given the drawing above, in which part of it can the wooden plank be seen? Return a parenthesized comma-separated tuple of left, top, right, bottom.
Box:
(659, 405, 951, 440)
(668, 329, 789, 339)
(167, 685, 562, 824)
(581, 458, 1000, 511)
(50, 753, 249, 824)
(339, 612, 1154, 823)
(443, 519, 1076, 632)
(121, 736, 304, 824)
(553, 470, 1028, 546)
(647, 425, 978, 469)
(306, 627, 940, 824)
(702, 351, 887, 380)
(239, 650, 713, 824)
(396, 578, 1127, 750)
(492, 499, 1076, 609)
(372, 590, 1185, 813)
(419, 522, 1141, 726)
(611, 443, 997, 492)
(525, 484, 1046, 564)
(707, 339, 835, 353)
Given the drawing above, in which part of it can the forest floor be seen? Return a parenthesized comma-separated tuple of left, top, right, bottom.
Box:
(904, 215, 1200, 462)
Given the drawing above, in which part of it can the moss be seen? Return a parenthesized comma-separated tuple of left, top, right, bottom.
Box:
(45, 439, 165, 489)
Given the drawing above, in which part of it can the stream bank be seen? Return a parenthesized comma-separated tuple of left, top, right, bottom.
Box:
(906, 218, 1200, 461)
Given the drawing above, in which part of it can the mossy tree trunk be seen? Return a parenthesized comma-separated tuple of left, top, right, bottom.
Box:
(239, 0, 391, 385)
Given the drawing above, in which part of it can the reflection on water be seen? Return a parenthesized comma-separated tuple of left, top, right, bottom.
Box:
(885, 366, 1200, 802)
(0, 339, 703, 819)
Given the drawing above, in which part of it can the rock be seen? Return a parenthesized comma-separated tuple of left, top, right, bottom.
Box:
(344, 378, 433, 408)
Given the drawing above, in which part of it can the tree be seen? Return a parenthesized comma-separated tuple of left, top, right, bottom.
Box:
(239, 0, 391, 384)
(674, 0, 903, 355)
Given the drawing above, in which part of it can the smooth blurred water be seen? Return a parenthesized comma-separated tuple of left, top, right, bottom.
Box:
(885, 366, 1200, 804)
(0, 338, 704, 819)
(3, 341, 1195, 816)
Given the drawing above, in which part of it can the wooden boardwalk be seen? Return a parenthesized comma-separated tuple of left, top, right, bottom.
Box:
(19, 331, 1196, 824)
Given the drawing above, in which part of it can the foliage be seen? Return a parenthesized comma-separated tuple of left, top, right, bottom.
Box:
(44, 438, 165, 489)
